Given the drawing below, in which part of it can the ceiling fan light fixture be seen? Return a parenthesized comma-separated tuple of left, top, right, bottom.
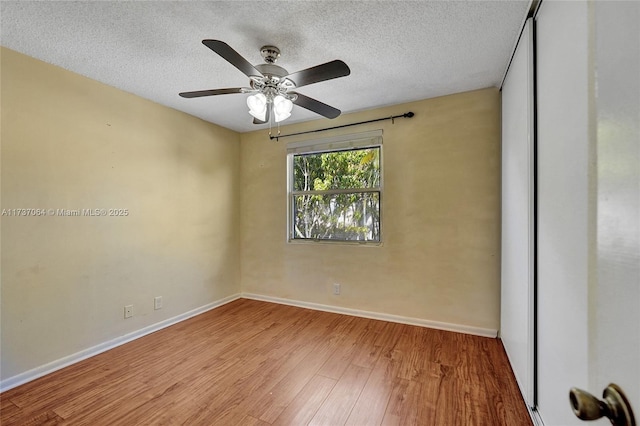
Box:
(180, 40, 350, 125)
(273, 95, 293, 123)
(247, 93, 267, 121)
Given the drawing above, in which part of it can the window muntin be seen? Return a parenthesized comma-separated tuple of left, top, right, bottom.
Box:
(288, 136, 382, 243)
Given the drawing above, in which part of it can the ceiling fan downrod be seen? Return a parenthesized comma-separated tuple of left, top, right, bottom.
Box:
(260, 45, 281, 64)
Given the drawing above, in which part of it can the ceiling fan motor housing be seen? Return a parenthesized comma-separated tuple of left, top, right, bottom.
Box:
(255, 63, 288, 78)
(251, 63, 296, 102)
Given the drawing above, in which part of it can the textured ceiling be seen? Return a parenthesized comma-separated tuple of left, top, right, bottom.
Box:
(1, 1, 530, 133)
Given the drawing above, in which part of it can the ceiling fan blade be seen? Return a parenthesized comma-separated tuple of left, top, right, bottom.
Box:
(292, 93, 341, 119)
(202, 40, 263, 78)
(179, 88, 245, 98)
(284, 60, 350, 88)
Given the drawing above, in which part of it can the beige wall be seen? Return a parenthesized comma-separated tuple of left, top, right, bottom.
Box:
(1, 48, 241, 380)
(240, 88, 501, 331)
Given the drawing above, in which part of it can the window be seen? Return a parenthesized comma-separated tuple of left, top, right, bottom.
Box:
(287, 131, 382, 243)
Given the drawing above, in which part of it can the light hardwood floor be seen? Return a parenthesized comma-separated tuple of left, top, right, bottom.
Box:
(1, 299, 532, 425)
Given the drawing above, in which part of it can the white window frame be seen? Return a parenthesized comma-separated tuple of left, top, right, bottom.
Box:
(286, 130, 383, 245)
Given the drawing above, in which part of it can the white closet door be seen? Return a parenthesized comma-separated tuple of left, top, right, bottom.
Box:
(500, 18, 535, 408)
(590, 0, 639, 414)
(535, 0, 639, 424)
(536, 1, 591, 424)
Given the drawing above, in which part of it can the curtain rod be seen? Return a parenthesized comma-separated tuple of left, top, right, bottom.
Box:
(269, 112, 414, 141)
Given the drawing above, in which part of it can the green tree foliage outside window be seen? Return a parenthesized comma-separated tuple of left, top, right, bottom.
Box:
(291, 147, 381, 242)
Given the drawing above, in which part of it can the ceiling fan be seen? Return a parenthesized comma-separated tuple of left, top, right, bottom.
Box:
(179, 40, 351, 124)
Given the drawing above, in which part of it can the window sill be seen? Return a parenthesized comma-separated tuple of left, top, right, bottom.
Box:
(287, 238, 383, 247)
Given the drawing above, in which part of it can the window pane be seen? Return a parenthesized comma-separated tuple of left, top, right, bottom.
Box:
(293, 147, 380, 191)
(292, 192, 380, 241)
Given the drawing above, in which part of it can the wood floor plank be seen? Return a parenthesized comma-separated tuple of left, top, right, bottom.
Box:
(272, 374, 336, 426)
(187, 311, 341, 423)
(315, 316, 370, 380)
(56, 380, 155, 426)
(381, 377, 426, 426)
(345, 350, 399, 425)
(185, 309, 343, 425)
(7, 410, 65, 426)
(207, 322, 334, 422)
(52, 376, 149, 419)
(433, 363, 469, 426)
(396, 325, 430, 382)
(250, 343, 337, 423)
(110, 380, 205, 426)
(236, 414, 271, 426)
(249, 315, 351, 423)
(479, 337, 533, 425)
(0, 299, 532, 426)
(309, 364, 372, 426)
(0, 397, 23, 425)
(349, 318, 388, 369)
(420, 327, 461, 367)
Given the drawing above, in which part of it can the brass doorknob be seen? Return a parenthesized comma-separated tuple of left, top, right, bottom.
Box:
(569, 383, 636, 426)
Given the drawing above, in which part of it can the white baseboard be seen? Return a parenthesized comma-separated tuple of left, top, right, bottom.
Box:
(0, 293, 241, 392)
(241, 293, 498, 338)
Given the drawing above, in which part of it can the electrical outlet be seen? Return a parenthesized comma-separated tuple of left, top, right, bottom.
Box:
(154, 296, 163, 310)
(124, 305, 133, 318)
(333, 283, 341, 295)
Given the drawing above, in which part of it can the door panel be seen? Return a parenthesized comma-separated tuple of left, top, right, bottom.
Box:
(536, 1, 592, 423)
(501, 18, 535, 408)
(591, 0, 639, 409)
(535, 0, 639, 424)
